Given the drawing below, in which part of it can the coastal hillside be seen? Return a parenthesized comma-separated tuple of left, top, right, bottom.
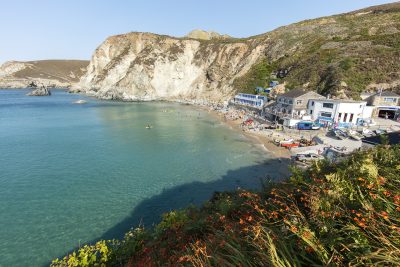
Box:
(52, 145, 400, 266)
(74, 2, 400, 102)
(0, 60, 89, 88)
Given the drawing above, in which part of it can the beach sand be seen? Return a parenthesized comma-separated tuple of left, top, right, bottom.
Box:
(207, 109, 291, 159)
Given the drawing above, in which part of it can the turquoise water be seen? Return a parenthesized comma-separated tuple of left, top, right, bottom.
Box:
(0, 89, 285, 267)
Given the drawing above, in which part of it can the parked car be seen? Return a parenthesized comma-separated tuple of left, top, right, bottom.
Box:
(375, 129, 386, 135)
(361, 128, 374, 137)
(347, 129, 362, 141)
(332, 129, 348, 140)
(296, 153, 325, 162)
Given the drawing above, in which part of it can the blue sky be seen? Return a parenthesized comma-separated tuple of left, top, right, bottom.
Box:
(0, 0, 396, 63)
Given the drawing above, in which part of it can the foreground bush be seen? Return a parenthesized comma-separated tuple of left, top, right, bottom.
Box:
(52, 145, 400, 266)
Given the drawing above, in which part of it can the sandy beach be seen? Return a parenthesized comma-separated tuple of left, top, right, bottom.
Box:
(223, 116, 291, 158)
(205, 107, 291, 159)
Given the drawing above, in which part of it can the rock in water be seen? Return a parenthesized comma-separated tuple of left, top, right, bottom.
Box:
(27, 86, 51, 96)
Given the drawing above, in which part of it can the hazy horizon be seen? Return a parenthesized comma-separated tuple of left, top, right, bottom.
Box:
(0, 0, 397, 64)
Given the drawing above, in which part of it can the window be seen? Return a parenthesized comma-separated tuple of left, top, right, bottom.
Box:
(349, 114, 354, 123)
(338, 113, 342, 121)
(322, 102, 334, 109)
(320, 112, 332, 118)
(310, 110, 313, 114)
(296, 100, 302, 105)
(343, 113, 348, 122)
(289, 100, 293, 104)
(311, 101, 315, 106)
(384, 97, 397, 103)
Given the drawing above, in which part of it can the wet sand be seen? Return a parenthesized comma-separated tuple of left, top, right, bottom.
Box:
(207, 109, 291, 159)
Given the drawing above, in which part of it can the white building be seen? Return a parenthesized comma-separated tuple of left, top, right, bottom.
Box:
(233, 93, 267, 109)
(307, 99, 373, 127)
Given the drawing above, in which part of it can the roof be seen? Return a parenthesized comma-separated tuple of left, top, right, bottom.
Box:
(279, 89, 321, 99)
(372, 91, 400, 97)
(362, 131, 400, 146)
(310, 98, 366, 104)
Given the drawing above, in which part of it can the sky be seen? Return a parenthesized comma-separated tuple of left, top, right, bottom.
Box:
(0, 0, 396, 63)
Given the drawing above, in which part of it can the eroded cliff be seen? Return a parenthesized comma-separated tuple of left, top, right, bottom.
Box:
(73, 33, 266, 103)
(74, 2, 400, 102)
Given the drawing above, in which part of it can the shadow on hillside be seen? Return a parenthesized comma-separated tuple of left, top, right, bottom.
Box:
(48, 157, 291, 266)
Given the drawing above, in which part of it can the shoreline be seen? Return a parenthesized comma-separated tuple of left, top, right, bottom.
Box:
(208, 109, 291, 159)
(4, 88, 291, 162)
(69, 89, 293, 160)
(203, 107, 293, 180)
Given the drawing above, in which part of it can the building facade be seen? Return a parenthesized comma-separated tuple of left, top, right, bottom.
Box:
(233, 93, 267, 108)
(307, 99, 372, 127)
(274, 89, 325, 118)
(366, 91, 400, 119)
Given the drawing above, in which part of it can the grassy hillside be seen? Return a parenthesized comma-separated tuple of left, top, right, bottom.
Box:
(13, 60, 89, 83)
(234, 2, 400, 98)
(51, 144, 400, 266)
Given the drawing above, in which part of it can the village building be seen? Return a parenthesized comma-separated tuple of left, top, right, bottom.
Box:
(365, 91, 400, 119)
(307, 99, 373, 127)
(233, 93, 267, 109)
(273, 89, 324, 118)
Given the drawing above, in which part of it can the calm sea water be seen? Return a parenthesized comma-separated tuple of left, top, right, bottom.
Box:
(0, 89, 285, 266)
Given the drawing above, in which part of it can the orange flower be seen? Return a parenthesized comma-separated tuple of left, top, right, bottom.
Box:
(381, 211, 389, 220)
(178, 256, 190, 263)
(290, 225, 298, 233)
(305, 246, 314, 253)
(383, 191, 391, 197)
(358, 222, 367, 228)
(302, 230, 313, 239)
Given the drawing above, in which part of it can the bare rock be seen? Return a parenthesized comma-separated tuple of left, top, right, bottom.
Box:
(27, 86, 51, 96)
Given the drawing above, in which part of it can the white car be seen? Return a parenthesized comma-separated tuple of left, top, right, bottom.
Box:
(296, 153, 325, 162)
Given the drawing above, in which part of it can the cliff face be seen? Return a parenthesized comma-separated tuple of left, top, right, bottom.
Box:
(75, 2, 400, 102)
(74, 33, 266, 103)
(0, 60, 89, 88)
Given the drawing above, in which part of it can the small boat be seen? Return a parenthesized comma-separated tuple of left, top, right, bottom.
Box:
(281, 142, 300, 148)
(277, 138, 294, 145)
(145, 125, 152, 129)
(74, 99, 87, 104)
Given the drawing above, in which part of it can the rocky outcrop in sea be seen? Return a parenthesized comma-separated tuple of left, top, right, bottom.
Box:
(27, 86, 51, 96)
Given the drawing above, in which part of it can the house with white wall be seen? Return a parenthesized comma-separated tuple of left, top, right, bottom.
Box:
(307, 99, 373, 127)
(233, 93, 267, 109)
(274, 89, 324, 118)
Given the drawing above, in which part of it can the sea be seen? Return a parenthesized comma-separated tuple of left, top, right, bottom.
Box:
(0, 89, 285, 266)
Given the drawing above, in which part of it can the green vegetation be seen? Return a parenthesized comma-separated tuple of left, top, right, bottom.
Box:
(232, 59, 278, 94)
(52, 145, 400, 266)
(233, 4, 400, 97)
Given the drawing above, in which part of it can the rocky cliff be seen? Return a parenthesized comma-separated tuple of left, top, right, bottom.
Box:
(73, 32, 266, 103)
(0, 60, 89, 88)
(74, 2, 400, 102)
